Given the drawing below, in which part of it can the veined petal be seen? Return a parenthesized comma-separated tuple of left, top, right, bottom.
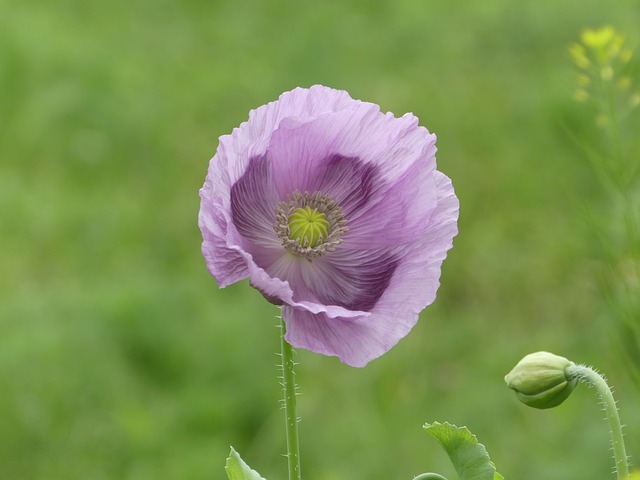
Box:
(241, 248, 368, 319)
(282, 307, 410, 368)
(199, 179, 249, 287)
(371, 171, 459, 317)
(267, 104, 437, 198)
(341, 154, 438, 249)
(200, 219, 248, 288)
(303, 249, 399, 311)
(216, 86, 358, 188)
(230, 155, 280, 245)
(280, 171, 459, 366)
(265, 105, 439, 250)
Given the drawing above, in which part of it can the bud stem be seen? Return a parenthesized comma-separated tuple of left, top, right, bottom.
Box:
(565, 364, 629, 479)
(280, 317, 302, 480)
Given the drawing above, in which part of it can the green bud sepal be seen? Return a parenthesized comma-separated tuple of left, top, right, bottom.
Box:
(504, 351, 577, 409)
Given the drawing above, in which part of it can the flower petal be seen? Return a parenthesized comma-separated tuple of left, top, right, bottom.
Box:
(200, 86, 364, 285)
(230, 155, 281, 245)
(282, 171, 459, 366)
(311, 154, 382, 219)
(267, 100, 436, 197)
(265, 104, 439, 249)
(199, 176, 249, 287)
(341, 154, 438, 249)
(218, 86, 358, 188)
(302, 249, 399, 311)
(260, 252, 373, 318)
(200, 217, 248, 288)
(282, 307, 406, 368)
(370, 170, 459, 317)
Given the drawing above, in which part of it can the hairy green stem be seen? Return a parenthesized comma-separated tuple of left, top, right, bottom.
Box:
(412, 474, 449, 480)
(565, 364, 629, 479)
(280, 318, 301, 480)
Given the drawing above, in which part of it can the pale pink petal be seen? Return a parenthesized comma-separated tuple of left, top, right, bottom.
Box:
(266, 104, 437, 198)
(282, 307, 408, 368)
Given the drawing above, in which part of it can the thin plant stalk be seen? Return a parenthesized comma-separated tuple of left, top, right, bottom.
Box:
(566, 364, 629, 479)
(280, 317, 301, 480)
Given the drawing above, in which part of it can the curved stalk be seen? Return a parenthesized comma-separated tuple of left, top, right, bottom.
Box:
(565, 364, 629, 479)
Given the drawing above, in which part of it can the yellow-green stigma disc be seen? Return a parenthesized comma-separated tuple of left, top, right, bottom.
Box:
(287, 206, 329, 248)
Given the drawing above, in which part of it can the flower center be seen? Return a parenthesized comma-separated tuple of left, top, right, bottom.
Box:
(287, 206, 329, 248)
(275, 191, 348, 260)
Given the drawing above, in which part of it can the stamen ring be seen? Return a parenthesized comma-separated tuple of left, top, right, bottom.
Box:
(274, 191, 348, 260)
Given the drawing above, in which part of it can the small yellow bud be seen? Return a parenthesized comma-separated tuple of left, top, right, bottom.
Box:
(596, 114, 609, 128)
(581, 26, 615, 50)
(505, 352, 577, 409)
(574, 90, 589, 102)
(569, 44, 590, 69)
(617, 76, 631, 91)
(601, 66, 614, 81)
(577, 74, 590, 87)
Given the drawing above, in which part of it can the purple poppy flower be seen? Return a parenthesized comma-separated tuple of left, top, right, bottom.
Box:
(199, 85, 459, 367)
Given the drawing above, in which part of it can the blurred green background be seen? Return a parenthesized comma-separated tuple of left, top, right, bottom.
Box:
(1, 0, 639, 478)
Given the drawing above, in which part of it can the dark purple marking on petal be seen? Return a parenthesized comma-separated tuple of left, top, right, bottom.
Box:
(313, 155, 379, 217)
(230, 154, 280, 246)
(199, 208, 249, 287)
(249, 280, 285, 305)
(306, 250, 399, 312)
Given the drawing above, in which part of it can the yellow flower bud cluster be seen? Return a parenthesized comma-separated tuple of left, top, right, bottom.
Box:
(569, 26, 638, 116)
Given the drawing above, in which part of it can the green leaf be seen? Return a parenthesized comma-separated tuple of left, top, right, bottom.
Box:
(424, 422, 503, 480)
(225, 447, 267, 480)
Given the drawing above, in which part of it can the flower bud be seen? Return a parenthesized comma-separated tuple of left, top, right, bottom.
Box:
(504, 352, 577, 409)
